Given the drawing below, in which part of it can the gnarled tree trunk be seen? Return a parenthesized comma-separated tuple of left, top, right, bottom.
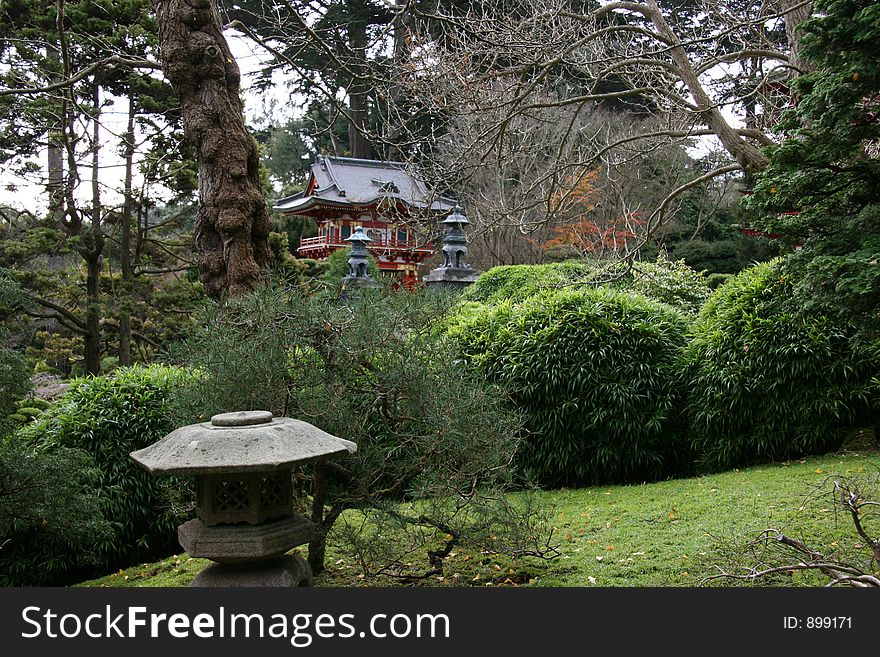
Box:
(645, 0, 769, 172)
(154, 0, 271, 297)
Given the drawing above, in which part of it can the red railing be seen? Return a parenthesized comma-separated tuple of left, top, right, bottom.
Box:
(299, 235, 343, 249)
(299, 235, 433, 252)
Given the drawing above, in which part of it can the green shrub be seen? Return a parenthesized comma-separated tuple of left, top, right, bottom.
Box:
(461, 261, 597, 305)
(623, 257, 710, 316)
(0, 441, 113, 586)
(297, 257, 328, 280)
(0, 347, 30, 437)
(685, 260, 880, 472)
(705, 273, 734, 289)
(434, 299, 512, 356)
(20, 397, 51, 411)
(18, 365, 191, 571)
(451, 287, 693, 487)
(462, 256, 710, 316)
(16, 406, 43, 419)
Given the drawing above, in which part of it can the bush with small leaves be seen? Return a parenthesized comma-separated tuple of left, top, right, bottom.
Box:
(461, 256, 709, 316)
(22, 398, 51, 411)
(16, 406, 43, 419)
(705, 273, 734, 289)
(17, 365, 191, 571)
(685, 260, 880, 472)
(450, 287, 693, 487)
(623, 257, 710, 316)
(0, 346, 30, 436)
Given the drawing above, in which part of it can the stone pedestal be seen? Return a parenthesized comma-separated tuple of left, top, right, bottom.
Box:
(190, 554, 313, 587)
(342, 274, 381, 290)
(423, 266, 480, 289)
(178, 515, 314, 564)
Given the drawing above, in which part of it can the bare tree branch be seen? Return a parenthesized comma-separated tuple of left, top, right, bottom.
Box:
(0, 55, 162, 98)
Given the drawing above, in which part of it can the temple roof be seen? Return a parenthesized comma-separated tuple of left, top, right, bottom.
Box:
(273, 155, 457, 214)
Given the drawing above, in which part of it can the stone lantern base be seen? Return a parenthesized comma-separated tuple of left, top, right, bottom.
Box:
(179, 513, 316, 587)
(342, 275, 381, 289)
(424, 266, 479, 289)
(178, 515, 314, 564)
(190, 554, 313, 588)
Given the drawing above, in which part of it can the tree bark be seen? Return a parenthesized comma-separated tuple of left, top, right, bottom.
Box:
(645, 0, 769, 172)
(307, 464, 328, 574)
(83, 83, 104, 375)
(46, 36, 64, 222)
(119, 89, 136, 366)
(346, 0, 371, 159)
(781, 0, 814, 74)
(386, 5, 413, 161)
(154, 0, 271, 297)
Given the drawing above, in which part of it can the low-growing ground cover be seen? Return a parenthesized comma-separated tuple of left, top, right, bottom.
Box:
(77, 449, 879, 588)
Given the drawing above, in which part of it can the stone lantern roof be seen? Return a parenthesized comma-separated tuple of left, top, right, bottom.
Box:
(346, 225, 371, 248)
(442, 205, 470, 227)
(130, 410, 357, 476)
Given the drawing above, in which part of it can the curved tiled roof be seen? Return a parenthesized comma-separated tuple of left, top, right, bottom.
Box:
(274, 155, 457, 213)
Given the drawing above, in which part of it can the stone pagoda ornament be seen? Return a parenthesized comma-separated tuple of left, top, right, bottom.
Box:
(130, 410, 356, 587)
(424, 205, 480, 289)
(342, 226, 380, 289)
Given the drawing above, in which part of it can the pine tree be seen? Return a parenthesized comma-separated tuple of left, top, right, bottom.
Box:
(0, 0, 197, 372)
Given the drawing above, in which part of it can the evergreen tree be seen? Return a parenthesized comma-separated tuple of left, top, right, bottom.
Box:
(748, 0, 880, 338)
(0, 0, 198, 372)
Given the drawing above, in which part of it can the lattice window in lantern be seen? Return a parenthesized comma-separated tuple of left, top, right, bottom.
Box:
(261, 474, 286, 508)
(259, 473, 292, 522)
(215, 480, 250, 512)
(196, 471, 294, 526)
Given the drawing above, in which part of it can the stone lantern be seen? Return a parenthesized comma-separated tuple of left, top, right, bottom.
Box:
(342, 225, 380, 289)
(130, 410, 356, 587)
(424, 205, 479, 289)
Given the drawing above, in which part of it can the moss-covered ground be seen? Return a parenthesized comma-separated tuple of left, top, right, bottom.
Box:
(78, 450, 879, 588)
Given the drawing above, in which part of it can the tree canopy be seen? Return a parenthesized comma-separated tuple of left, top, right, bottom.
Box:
(747, 0, 880, 338)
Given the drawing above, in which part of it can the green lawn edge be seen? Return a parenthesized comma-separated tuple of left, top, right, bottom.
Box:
(77, 450, 880, 588)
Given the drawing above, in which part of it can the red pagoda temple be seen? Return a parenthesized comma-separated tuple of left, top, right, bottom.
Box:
(273, 156, 457, 288)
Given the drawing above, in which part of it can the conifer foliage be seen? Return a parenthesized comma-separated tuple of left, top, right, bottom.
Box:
(748, 0, 880, 338)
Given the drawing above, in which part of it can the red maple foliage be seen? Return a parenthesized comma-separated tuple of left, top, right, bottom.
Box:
(544, 168, 644, 256)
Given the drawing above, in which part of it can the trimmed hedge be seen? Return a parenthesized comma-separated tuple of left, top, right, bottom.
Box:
(18, 365, 191, 571)
(685, 260, 880, 472)
(461, 256, 710, 316)
(705, 273, 734, 289)
(450, 287, 693, 487)
(461, 261, 597, 305)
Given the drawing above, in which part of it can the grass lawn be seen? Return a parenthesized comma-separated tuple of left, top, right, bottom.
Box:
(78, 450, 879, 588)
